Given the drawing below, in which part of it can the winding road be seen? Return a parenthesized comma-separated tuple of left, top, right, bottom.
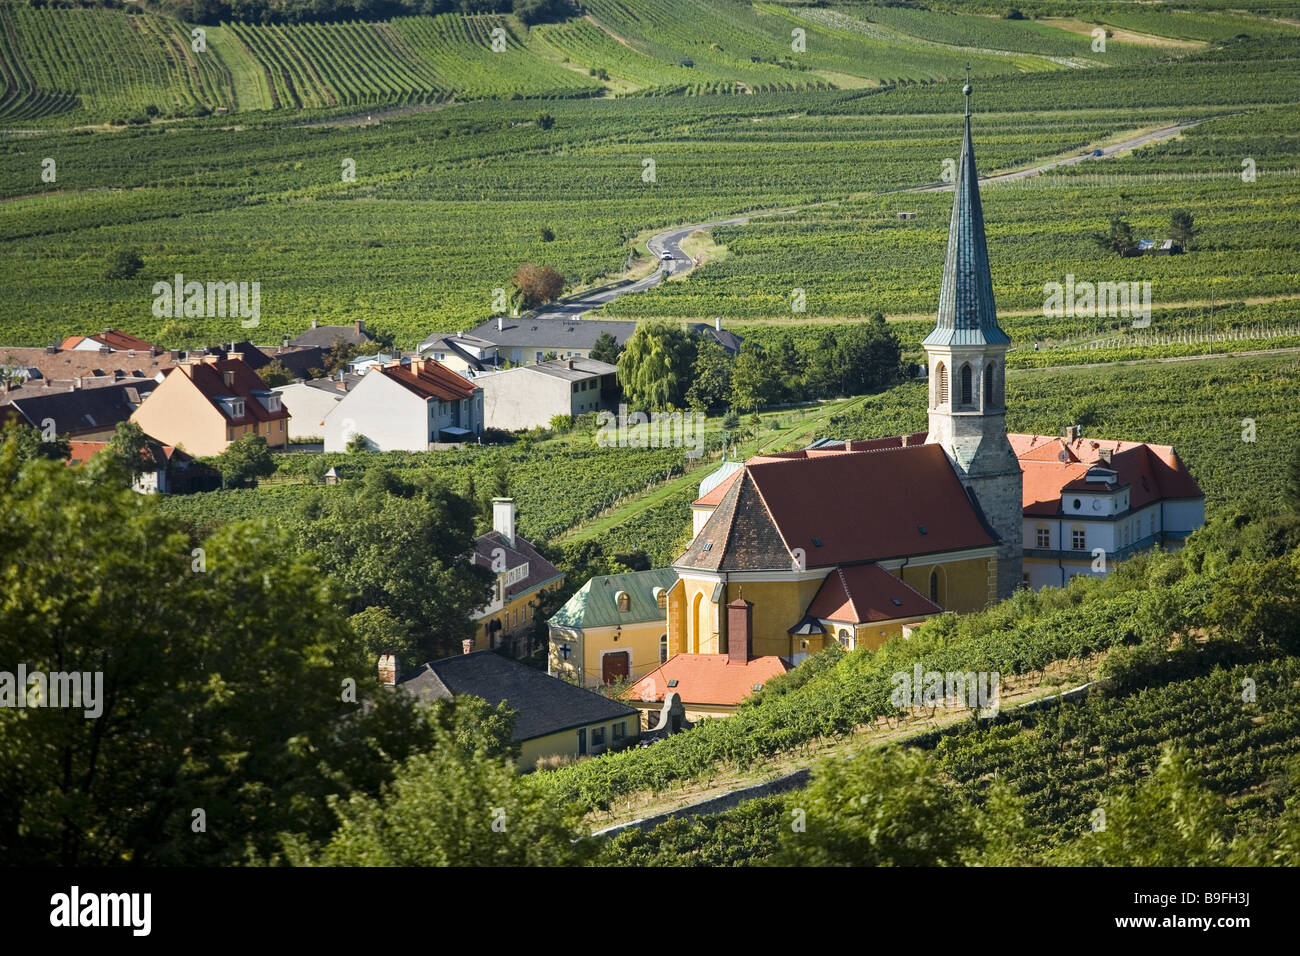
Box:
(533, 121, 1201, 323)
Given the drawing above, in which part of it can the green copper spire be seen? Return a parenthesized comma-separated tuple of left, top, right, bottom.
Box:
(923, 74, 1010, 348)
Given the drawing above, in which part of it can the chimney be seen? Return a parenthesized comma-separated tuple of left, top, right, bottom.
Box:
(282, 335, 289, 348)
(355, 320, 364, 333)
(228, 351, 243, 364)
(727, 598, 753, 665)
(1098, 447, 1113, 464)
(493, 497, 517, 548)
(566, 358, 575, 370)
(715, 316, 721, 332)
(497, 316, 503, 332)
(1065, 424, 1081, 442)
(201, 354, 220, 366)
(900, 434, 909, 447)
(311, 318, 318, 329)
(222, 370, 236, 388)
(73, 376, 82, 390)
(377, 653, 397, 685)
(409, 357, 423, 375)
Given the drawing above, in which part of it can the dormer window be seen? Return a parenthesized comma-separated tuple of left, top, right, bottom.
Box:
(253, 390, 280, 414)
(217, 397, 245, 419)
(615, 591, 630, 613)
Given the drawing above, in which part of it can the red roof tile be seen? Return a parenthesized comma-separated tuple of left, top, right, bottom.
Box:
(623, 654, 792, 707)
(807, 563, 940, 623)
(181, 359, 289, 427)
(380, 358, 478, 402)
(693, 468, 741, 507)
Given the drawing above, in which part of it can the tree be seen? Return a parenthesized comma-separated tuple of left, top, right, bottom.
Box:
(295, 474, 494, 663)
(616, 319, 696, 410)
(215, 434, 276, 488)
(802, 316, 901, 398)
(511, 262, 564, 308)
(303, 723, 593, 866)
(0, 419, 68, 463)
(346, 433, 369, 454)
(1288, 444, 1300, 515)
(589, 331, 621, 365)
(105, 420, 155, 485)
(1050, 747, 1231, 865)
(103, 248, 143, 279)
(0, 433, 452, 866)
(539, 225, 555, 242)
(1170, 209, 1200, 251)
(534, 111, 555, 130)
(730, 343, 778, 412)
(686, 339, 732, 412)
(258, 359, 294, 387)
(1092, 214, 1137, 257)
(516, 0, 571, 28)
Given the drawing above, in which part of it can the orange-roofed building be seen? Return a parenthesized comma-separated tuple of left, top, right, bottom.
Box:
(129, 354, 289, 457)
(60, 329, 156, 353)
(623, 599, 792, 723)
(322, 356, 482, 452)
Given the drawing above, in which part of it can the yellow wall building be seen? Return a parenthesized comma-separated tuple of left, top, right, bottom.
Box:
(549, 567, 677, 688)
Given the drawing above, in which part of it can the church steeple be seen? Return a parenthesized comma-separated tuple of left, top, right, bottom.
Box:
(923, 74, 1009, 350)
(923, 72, 1022, 601)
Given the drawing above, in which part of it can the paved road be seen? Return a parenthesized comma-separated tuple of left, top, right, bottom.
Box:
(531, 217, 749, 322)
(532, 122, 1201, 321)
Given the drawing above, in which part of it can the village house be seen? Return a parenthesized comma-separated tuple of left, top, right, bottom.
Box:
(66, 437, 211, 494)
(466, 317, 635, 365)
(548, 567, 678, 688)
(623, 599, 792, 724)
(2, 378, 159, 441)
(322, 357, 482, 452)
(59, 329, 156, 353)
(416, 332, 501, 378)
(388, 650, 639, 770)
(475, 356, 617, 431)
(129, 354, 289, 457)
(469, 498, 565, 658)
(273, 372, 364, 442)
(288, 319, 373, 351)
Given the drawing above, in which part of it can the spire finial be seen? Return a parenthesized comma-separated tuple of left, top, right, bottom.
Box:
(963, 64, 972, 116)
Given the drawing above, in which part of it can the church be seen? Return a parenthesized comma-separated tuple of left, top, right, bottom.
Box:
(552, 84, 1204, 693)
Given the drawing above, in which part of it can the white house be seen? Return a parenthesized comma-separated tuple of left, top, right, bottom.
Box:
(323, 357, 482, 452)
(274, 373, 363, 441)
(475, 356, 617, 431)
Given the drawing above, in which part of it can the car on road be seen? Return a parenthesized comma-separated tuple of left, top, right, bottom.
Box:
(660, 251, 674, 261)
(1091, 148, 1104, 157)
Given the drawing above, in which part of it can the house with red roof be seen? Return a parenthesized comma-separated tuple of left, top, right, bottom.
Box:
(322, 356, 482, 452)
(129, 353, 290, 457)
(60, 329, 156, 353)
(623, 599, 793, 722)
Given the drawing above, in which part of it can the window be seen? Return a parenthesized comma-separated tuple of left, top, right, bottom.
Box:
(837, 628, 852, 650)
(929, 570, 939, 603)
(984, 362, 995, 406)
(616, 591, 630, 612)
(1036, 527, 1050, 548)
(613, 721, 626, 741)
(1072, 529, 1086, 550)
(960, 364, 973, 405)
(591, 727, 606, 748)
(535, 351, 544, 362)
(1022, 572, 1030, 589)
(936, 362, 948, 405)
(659, 634, 668, 663)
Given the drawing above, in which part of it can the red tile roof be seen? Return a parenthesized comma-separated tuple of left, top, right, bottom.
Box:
(60, 330, 155, 352)
(1009, 433, 1203, 516)
(179, 359, 289, 427)
(693, 468, 741, 507)
(807, 563, 940, 624)
(623, 654, 792, 707)
(380, 358, 478, 402)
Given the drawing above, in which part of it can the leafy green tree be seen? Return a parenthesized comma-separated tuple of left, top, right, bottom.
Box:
(0, 419, 68, 463)
(589, 331, 621, 365)
(730, 342, 778, 412)
(295, 476, 494, 662)
(0, 434, 450, 866)
(303, 722, 593, 866)
(258, 359, 294, 387)
(1050, 747, 1230, 865)
(776, 747, 981, 865)
(346, 433, 369, 454)
(103, 247, 143, 279)
(1170, 209, 1200, 251)
(1093, 214, 1137, 257)
(215, 434, 276, 488)
(802, 317, 900, 398)
(1206, 547, 1300, 654)
(617, 319, 696, 410)
(686, 339, 732, 412)
(106, 420, 155, 485)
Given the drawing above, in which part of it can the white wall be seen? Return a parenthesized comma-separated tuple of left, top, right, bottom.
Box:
(478, 368, 572, 431)
(275, 382, 343, 441)
(323, 371, 427, 452)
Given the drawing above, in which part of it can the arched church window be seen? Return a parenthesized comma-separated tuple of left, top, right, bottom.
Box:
(929, 570, 939, 603)
(936, 363, 948, 405)
(984, 363, 995, 406)
(960, 364, 973, 406)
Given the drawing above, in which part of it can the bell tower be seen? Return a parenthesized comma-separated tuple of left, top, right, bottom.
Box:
(923, 71, 1023, 600)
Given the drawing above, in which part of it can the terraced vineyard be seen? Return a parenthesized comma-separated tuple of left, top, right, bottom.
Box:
(0, 6, 235, 121)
